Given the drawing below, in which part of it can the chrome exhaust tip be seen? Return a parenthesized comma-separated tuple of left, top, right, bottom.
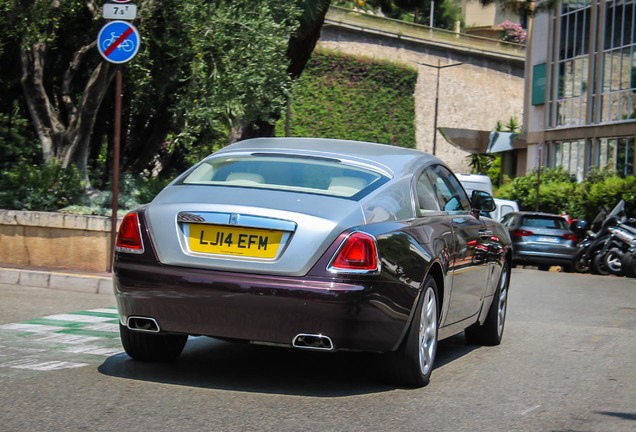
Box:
(127, 316, 160, 333)
(292, 333, 334, 351)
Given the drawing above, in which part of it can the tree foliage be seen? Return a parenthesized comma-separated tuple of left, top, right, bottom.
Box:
(0, 0, 330, 189)
(333, 0, 462, 30)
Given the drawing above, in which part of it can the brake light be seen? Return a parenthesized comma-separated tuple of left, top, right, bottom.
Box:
(115, 212, 144, 254)
(562, 232, 578, 242)
(329, 232, 378, 272)
(511, 229, 534, 237)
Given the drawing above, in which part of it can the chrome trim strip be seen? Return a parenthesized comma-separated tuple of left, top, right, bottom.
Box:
(177, 211, 296, 231)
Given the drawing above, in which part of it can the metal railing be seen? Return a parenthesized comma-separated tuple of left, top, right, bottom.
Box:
(324, 6, 526, 61)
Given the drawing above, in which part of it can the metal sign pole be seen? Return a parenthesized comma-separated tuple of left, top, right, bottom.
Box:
(110, 67, 122, 271)
(99, 9, 139, 271)
(416, 60, 463, 155)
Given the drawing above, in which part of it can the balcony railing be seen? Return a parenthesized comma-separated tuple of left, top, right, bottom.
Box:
(324, 6, 526, 61)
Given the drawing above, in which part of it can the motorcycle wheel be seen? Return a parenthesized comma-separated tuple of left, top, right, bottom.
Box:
(591, 253, 610, 276)
(603, 250, 624, 276)
(573, 249, 590, 273)
(622, 253, 636, 278)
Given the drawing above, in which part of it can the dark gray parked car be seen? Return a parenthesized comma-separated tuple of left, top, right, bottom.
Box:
(500, 211, 578, 271)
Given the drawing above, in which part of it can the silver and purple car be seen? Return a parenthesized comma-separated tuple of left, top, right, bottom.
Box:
(113, 137, 512, 387)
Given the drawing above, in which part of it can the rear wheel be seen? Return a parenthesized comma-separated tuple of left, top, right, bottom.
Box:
(119, 324, 188, 362)
(591, 253, 610, 275)
(386, 275, 439, 388)
(604, 249, 624, 275)
(622, 253, 636, 278)
(465, 260, 509, 346)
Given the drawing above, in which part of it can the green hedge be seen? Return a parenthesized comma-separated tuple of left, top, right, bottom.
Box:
(0, 161, 85, 211)
(496, 167, 636, 221)
(277, 50, 417, 147)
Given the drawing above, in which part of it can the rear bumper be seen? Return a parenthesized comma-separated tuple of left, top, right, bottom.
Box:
(512, 249, 577, 266)
(113, 261, 413, 353)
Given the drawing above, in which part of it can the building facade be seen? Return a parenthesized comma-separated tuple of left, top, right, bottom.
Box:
(320, 7, 525, 173)
(525, 0, 636, 179)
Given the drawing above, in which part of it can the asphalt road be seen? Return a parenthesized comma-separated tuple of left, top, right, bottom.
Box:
(1, 269, 635, 432)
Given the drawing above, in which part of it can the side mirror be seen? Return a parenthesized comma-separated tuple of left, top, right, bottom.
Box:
(471, 190, 496, 213)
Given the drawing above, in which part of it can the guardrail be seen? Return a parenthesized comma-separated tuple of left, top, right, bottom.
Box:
(325, 6, 526, 61)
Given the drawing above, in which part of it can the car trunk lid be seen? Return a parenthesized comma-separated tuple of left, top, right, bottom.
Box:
(143, 185, 366, 276)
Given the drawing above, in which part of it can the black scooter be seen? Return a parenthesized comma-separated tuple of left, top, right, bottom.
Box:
(573, 201, 625, 274)
(602, 219, 636, 276)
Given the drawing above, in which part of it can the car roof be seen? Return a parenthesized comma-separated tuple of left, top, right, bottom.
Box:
(213, 137, 442, 178)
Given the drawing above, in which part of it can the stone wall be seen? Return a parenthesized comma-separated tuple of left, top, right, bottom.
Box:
(318, 24, 525, 173)
(0, 210, 118, 273)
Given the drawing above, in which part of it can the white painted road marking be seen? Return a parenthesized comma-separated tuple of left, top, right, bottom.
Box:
(1, 358, 88, 371)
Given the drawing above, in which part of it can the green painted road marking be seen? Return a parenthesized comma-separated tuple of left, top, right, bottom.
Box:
(57, 328, 120, 339)
(69, 310, 119, 319)
(0, 307, 124, 377)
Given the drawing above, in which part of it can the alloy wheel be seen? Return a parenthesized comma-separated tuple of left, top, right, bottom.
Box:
(418, 286, 438, 376)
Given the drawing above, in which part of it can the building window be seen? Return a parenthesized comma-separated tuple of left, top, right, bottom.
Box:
(599, 0, 636, 123)
(550, 1, 592, 127)
(594, 137, 636, 175)
(549, 0, 636, 128)
(552, 140, 586, 179)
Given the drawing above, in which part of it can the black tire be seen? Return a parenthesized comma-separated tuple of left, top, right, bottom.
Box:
(603, 249, 624, 276)
(465, 260, 510, 346)
(573, 249, 590, 273)
(622, 253, 636, 278)
(119, 324, 188, 362)
(386, 275, 439, 388)
(591, 253, 610, 276)
(537, 264, 550, 271)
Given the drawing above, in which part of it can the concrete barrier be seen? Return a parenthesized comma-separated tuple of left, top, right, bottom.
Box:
(0, 210, 120, 273)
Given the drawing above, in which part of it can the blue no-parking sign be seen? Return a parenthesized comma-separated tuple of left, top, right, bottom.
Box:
(97, 20, 140, 64)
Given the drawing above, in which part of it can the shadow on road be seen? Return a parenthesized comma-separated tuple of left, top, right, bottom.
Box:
(98, 333, 478, 397)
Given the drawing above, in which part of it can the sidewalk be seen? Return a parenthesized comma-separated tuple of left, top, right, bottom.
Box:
(0, 266, 113, 296)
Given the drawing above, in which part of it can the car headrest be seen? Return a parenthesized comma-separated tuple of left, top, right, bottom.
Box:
(225, 172, 265, 185)
(328, 176, 367, 195)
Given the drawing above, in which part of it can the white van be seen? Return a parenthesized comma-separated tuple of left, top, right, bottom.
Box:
(456, 173, 519, 220)
(490, 198, 519, 220)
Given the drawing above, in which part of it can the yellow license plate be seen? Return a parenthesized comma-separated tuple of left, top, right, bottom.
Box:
(188, 223, 283, 258)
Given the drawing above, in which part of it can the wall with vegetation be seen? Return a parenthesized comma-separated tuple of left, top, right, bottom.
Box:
(278, 50, 417, 147)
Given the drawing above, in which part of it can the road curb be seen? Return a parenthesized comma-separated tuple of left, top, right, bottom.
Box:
(0, 267, 113, 295)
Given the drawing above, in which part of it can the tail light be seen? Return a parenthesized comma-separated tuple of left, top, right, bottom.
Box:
(511, 229, 533, 237)
(115, 212, 145, 254)
(561, 232, 578, 242)
(328, 232, 379, 273)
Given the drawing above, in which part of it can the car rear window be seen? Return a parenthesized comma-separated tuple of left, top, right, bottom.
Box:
(180, 154, 386, 198)
(521, 216, 568, 229)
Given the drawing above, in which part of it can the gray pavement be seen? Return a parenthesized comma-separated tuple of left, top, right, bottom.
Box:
(0, 266, 112, 295)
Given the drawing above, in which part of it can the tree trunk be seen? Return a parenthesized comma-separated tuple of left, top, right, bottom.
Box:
(20, 40, 116, 186)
